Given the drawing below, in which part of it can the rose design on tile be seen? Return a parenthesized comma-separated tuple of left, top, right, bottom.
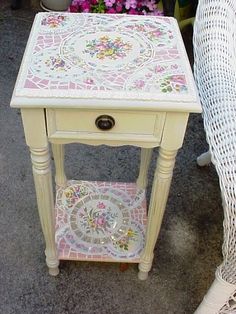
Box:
(160, 74, 188, 93)
(148, 27, 174, 46)
(134, 79, 145, 89)
(113, 228, 138, 251)
(41, 14, 68, 28)
(64, 185, 90, 208)
(45, 56, 69, 71)
(83, 36, 133, 60)
(79, 202, 119, 235)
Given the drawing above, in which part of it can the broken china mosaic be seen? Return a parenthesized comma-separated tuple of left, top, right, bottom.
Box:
(55, 180, 147, 261)
(16, 13, 193, 100)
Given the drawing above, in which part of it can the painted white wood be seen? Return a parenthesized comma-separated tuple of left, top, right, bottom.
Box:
(50, 109, 158, 134)
(197, 150, 211, 166)
(20, 107, 191, 278)
(21, 109, 59, 276)
(30, 146, 59, 276)
(21, 108, 47, 147)
(51, 144, 67, 186)
(46, 109, 166, 145)
(138, 147, 177, 280)
(48, 133, 160, 148)
(11, 96, 202, 113)
(136, 148, 153, 189)
(194, 273, 236, 314)
(161, 112, 189, 150)
(11, 13, 201, 278)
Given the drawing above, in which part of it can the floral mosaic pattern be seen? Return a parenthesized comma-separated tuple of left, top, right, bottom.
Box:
(107, 222, 144, 258)
(114, 228, 138, 251)
(160, 75, 187, 93)
(63, 184, 91, 208)
(15, 13, 197, 102)
(148, 27, 174, 46)
(126, 61, 188, 94)
(80, 202, 117, 234)
(55, 180, 147, 262)
(83, 36, 133, 60)
(45, 56, 67, 71)
(41, 14, 69, 28)
(73, 196, 125, 239)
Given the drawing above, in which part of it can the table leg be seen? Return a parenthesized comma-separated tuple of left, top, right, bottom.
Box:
(138, 147, 177, 280)
(30, 146, 59, 276)
(136, 148, 153, 189)
(51, 143, 67, 186)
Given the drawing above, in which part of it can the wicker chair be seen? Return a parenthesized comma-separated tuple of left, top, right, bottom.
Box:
(193, 0, 236, 313)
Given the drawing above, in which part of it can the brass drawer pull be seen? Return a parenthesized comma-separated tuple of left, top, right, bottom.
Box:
(95, 115, 115, 131)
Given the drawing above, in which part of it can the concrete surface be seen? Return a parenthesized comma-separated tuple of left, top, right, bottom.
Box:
(0, 1, 223, 313)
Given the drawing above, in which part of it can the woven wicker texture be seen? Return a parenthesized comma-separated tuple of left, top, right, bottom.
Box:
(193, 0, 236, 313)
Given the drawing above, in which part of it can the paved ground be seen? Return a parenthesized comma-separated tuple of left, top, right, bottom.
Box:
(0, 1, 223, 313)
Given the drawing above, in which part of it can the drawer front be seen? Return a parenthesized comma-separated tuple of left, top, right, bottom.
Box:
(46, 109, 165, 145)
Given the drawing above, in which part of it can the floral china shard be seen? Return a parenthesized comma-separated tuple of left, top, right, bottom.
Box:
(14, 12, 197, 103)
(56, 181, 147, 262)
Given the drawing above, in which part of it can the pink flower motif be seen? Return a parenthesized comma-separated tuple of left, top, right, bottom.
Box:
(135, 79, 145, 88)
(136, 0, 143, 8)
(116, 3, 123, 12)
(97, 202, 106, 209)
(128, 8, 139, 14)
(143, 0, 156, 11)
(153, 29, 162, 36)
(81, 1, 91, 12)
(106, 7, 117, 13)
(68, 0, 163, 15)
(105, 0, 116, 7)
(171, 75, 186, 85)
(96, 216, 106, 226)
(155, 65, 165, 73)
(69, 4, 78, 12)
(150, 9, 163, 16)
(125, 0, 137, 10)
(71, 0, 81, 5)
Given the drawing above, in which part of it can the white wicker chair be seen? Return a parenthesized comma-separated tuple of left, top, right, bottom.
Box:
(193, 0, 236, 313)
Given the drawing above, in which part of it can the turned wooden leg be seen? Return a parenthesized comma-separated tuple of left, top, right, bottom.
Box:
(136, 148, 153, 189)
(30, 146, 59, 276)
(138, 147, 177, 280)
(51, 143, 67, 186)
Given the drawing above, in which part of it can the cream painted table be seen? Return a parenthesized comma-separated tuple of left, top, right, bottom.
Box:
(11, 12, 201, 279)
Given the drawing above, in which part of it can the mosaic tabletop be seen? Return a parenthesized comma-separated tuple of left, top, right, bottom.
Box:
(12, 12, 199, 107)
(55, 180, 147, 262)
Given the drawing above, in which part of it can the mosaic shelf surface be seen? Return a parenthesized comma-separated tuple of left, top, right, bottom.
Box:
(55, 180, 147, 262)
(15, 12, 196, 102)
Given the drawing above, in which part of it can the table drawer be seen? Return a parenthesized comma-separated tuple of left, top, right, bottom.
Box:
(46, 109, 166, 145)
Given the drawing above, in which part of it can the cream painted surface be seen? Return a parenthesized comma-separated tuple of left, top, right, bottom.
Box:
(19, 105, 191, 279)
(48, 133, 161, 148)
(21, 109, 47, 147)
(46, 109, 166, 144)
(30, 146, 59, 276)
(136, 148, 153, 189)
(51, 144, 67, 186)
(11, 13, 201, 279)
(138, 148, 178, 280)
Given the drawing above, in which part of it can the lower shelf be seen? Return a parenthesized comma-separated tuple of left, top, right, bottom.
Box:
(55, 180, 147, 263)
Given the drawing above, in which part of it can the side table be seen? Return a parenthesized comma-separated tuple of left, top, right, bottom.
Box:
(10, 12, 201, 280)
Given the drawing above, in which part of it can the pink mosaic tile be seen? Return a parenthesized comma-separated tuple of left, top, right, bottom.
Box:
(55, 180, 147, 262)
(15, 13, 196, 102)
